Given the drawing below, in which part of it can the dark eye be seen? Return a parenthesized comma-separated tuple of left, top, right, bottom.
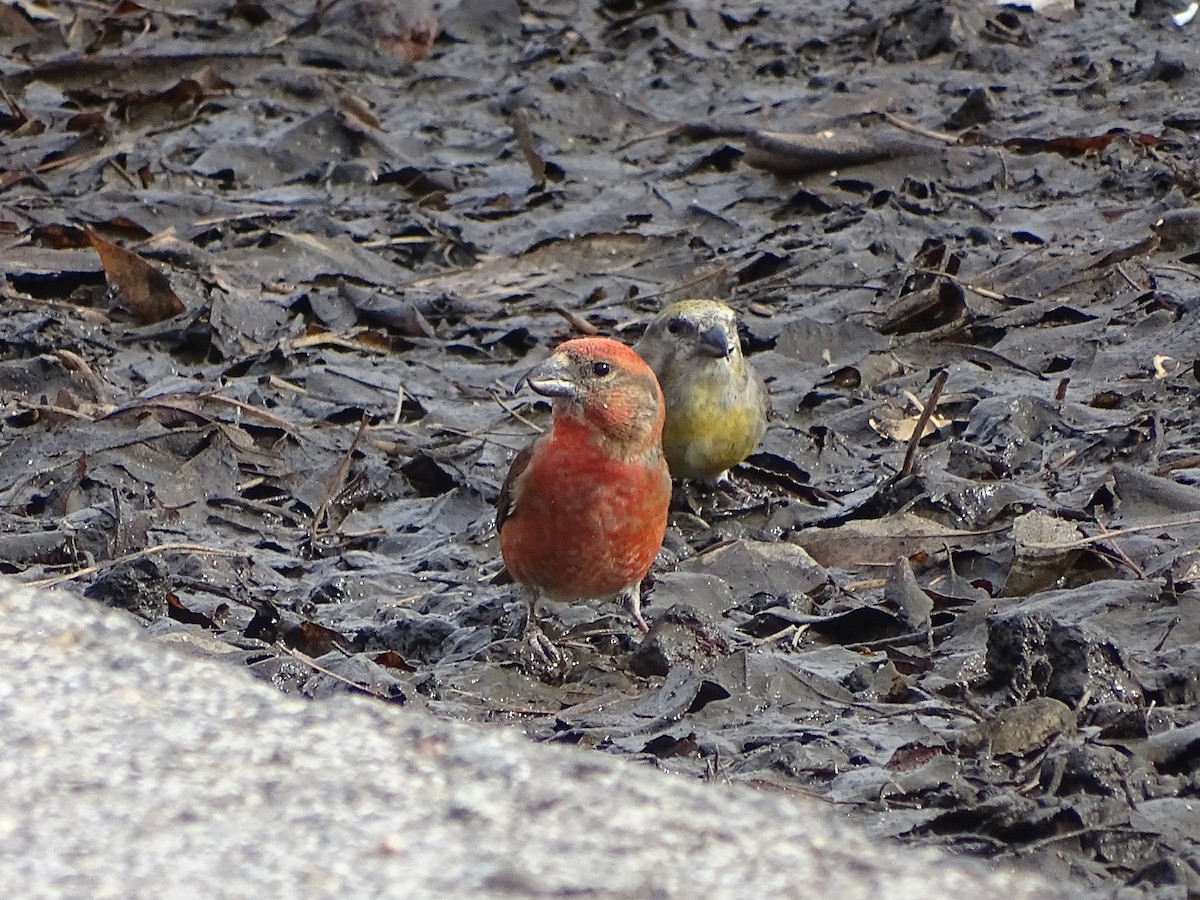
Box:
(666, 318, 684, 335)
(592, 361, 611, 377)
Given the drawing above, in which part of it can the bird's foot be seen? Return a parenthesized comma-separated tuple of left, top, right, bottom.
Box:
(519, 618, 568, 681)
(712, 470, 750, 497)
(617, 583, 650, 634)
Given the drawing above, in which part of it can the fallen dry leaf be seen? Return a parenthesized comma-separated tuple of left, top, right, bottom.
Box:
(84, 226, 185, 324)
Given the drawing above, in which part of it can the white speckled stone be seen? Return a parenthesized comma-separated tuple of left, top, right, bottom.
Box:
(0, 579, 1077, 899)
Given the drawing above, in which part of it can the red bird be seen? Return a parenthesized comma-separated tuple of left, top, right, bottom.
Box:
(497, 337, 671, 635)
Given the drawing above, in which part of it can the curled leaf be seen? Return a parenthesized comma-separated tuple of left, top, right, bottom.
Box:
(84, 226, 184, 324)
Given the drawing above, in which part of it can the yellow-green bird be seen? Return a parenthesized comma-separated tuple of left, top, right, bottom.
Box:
(635, 299, 769, 487)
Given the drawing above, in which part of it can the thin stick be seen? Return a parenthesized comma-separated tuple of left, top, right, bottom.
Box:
(511, 108, 546, 184)
(26, 543, 247, 588)
(1009, 513, 1200, 552)
(879, 111, 958, 145)
(276, 644, 400, 702)
(550, 303, 600, 335)
(492, 390, 543, 433)
(589, 263, 736, 314)
(1115, 263, 1140, 291)
(311, 414, 369, 540)
(1153, 264, 1200, 280)
(900, 370, 948, 477)
(1091, 515, 1143, 577)
(53, 349, 113, 405)
(184, 393, 301, 432)
(913, 267, 1029, 304)
(614, 125, 682, 152)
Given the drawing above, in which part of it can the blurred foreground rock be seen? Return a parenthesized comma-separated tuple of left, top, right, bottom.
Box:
(0, 579, 1076, 899)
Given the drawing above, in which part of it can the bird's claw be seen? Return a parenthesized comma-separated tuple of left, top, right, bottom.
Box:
(714, 471, 750, 497)
(618, 584, 650, 634)
(520, 619, 568, 680)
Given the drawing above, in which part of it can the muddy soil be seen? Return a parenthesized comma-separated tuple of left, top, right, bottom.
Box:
(3, 0, 1200, 895)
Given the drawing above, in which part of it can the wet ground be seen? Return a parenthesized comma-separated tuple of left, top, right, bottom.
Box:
(3, 0, 1200, 895)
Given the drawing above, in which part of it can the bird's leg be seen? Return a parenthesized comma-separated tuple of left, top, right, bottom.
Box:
(712, 469, 750, 497)
(617, 582, 650, 634)
(521, 587, 539, 633)
(521, 588, 563, 672)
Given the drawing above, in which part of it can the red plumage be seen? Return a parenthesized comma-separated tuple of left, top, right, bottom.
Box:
(497, 337, 671, 633)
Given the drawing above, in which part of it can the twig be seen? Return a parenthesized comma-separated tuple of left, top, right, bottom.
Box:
(266, 375, 307, 395)
(1092, 516, 1143, 577)
(105, 157, 140, 189)
(1153, 616, 1181, 652)
(491, 390, 543, 433)
(275, 643, 400, 702)
(199, 394, 300, 431)
(1153, 264, 1200, 280)
(441, 685, 560, 716)
(288, 331, 388, 355)
(899, 369, 948, 477)
(550, 303, 600, 335)
(614, 125, 683, 152)
(844, 621, 956, 652)
(26, 543, 247, 588)
(12, 401, 98, 421)
(1033, 513, 1200, 551)
(879, 111, 958, 145)
(53, 348, 113, 405)
(590, 262, 736, 315)
(912, 267, 1029, 304)
(191, 209, 289, 229)
(1114, 263, 1140, 291)
(0, 82, 25, 121)
(789, 623, 811, 650)
(311, 414, 369, 540)
(511, 107, 546, 185)
(1002, 827, 1098, 857)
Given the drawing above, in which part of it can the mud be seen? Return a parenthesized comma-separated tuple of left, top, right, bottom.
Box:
(3, 1, 1200, 895)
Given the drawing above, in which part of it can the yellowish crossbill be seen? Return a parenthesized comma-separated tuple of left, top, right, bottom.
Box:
(635, 299, 769, 486)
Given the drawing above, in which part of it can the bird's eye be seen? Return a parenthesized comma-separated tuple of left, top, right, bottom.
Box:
(592, 361, 611, 377)
(666, 318, 684, 335)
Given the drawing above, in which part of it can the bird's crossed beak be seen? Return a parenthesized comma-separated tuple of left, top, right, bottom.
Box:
(525, 352, 576, 399)
(697, 323, 733, 359)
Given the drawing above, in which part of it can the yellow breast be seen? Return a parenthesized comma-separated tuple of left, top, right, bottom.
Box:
(660, 362, 765, 482)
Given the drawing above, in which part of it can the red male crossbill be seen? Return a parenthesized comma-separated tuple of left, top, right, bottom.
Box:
(497, 337, 671, 634)
(635, 299, 769, 486)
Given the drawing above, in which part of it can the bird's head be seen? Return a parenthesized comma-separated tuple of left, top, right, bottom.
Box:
(636, 300, 744, 371)
(525, 337, 665, 452)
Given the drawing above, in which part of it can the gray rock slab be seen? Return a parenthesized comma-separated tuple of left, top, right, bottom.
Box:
(0, 579, 1077, 899)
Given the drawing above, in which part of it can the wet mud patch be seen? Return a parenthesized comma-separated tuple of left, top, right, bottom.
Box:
(4, 0, 1200, 894)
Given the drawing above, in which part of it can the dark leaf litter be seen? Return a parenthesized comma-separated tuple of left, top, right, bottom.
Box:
(4, 0, 1200, 894)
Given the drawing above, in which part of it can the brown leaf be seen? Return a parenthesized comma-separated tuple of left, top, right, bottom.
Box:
(382, 13, 438, 63)
(512, 107, 546, 184)
(338, 93, 381, 130)
(31, 223, 89, 249)
(66, 111, 106, 133)
(84, 225, 184, 324)
(189, 65, 235, 93)
(167, 592, 219, 629)
(1002, 128, 1160, 156)
(291, 620, 346, 657)
(886, 741, 945, 772)
(1089, 234, 1160, 269)
(875, 281, 967, 336)
(373, 650, 416, 671)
